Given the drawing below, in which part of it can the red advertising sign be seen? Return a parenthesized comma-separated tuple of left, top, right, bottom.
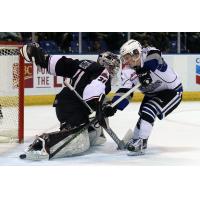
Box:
(24, 63, 33, 88)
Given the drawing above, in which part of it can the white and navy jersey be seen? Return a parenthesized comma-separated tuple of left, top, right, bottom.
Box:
(47, 55, 111, 107)
(113, 47, 183, 110)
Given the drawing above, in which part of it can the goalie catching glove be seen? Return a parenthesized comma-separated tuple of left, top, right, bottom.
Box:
(20, 43, 49, 69)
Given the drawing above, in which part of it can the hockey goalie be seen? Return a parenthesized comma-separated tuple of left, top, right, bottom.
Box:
(20, 43, 120, 160)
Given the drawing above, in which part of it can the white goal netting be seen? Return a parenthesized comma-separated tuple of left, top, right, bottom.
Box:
(0, 45, 24, 143)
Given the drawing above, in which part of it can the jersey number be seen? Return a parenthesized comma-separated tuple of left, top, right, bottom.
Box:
(98, 76, 107, 83)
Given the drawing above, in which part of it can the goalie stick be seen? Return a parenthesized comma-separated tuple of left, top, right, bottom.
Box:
(65, 81, 127, 149)
(65, 80, 94, 114)
(65, 81, 141, 150)
(96, 93, 126, 149)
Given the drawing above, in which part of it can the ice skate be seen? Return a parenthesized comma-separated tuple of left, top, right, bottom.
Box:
(126, 138, 147, 156)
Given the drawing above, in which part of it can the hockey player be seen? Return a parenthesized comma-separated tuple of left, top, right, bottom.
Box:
(20, 43, 120, 160)
(106, 39, 183, 156)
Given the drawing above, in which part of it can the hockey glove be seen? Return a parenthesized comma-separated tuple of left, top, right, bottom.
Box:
(136, 68, 152, 87)
(20, 43, 49, 69)
(102, 104, 117, 117)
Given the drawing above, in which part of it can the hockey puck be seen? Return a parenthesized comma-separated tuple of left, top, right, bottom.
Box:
(19, 154, 26, 159)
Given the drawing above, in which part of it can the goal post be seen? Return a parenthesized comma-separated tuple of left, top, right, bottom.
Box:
(0, 42, 24, 143)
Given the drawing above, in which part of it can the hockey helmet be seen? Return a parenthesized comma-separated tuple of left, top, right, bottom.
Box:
(120, 39, 142, 66)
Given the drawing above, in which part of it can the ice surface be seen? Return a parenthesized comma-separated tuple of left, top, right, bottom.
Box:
(0, 102, 200, 166)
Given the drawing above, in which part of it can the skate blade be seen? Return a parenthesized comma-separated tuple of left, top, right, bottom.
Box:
(127, 150, 145, 156)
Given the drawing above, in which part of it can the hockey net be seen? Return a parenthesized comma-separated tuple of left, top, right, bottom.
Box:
(0, 43, 24, 143)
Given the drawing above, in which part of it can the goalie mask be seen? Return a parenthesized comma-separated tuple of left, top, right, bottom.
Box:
(97, 52, 120, 77)
(120, 39, 142, 69)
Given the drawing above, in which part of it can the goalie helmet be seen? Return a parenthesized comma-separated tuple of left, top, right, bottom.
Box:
(120, 39, 142, 66)
(97, 51, 120, 77)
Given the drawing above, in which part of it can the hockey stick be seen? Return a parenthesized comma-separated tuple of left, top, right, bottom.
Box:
(65, 81, 141, 114)
(96, 83, 141, 149)
(111, 83, 141, 108)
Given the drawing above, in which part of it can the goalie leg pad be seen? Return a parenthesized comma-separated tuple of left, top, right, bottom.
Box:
(88, 123, 106, 146)
(24, 124, 91, 160)
(50, 128, 90, 159)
